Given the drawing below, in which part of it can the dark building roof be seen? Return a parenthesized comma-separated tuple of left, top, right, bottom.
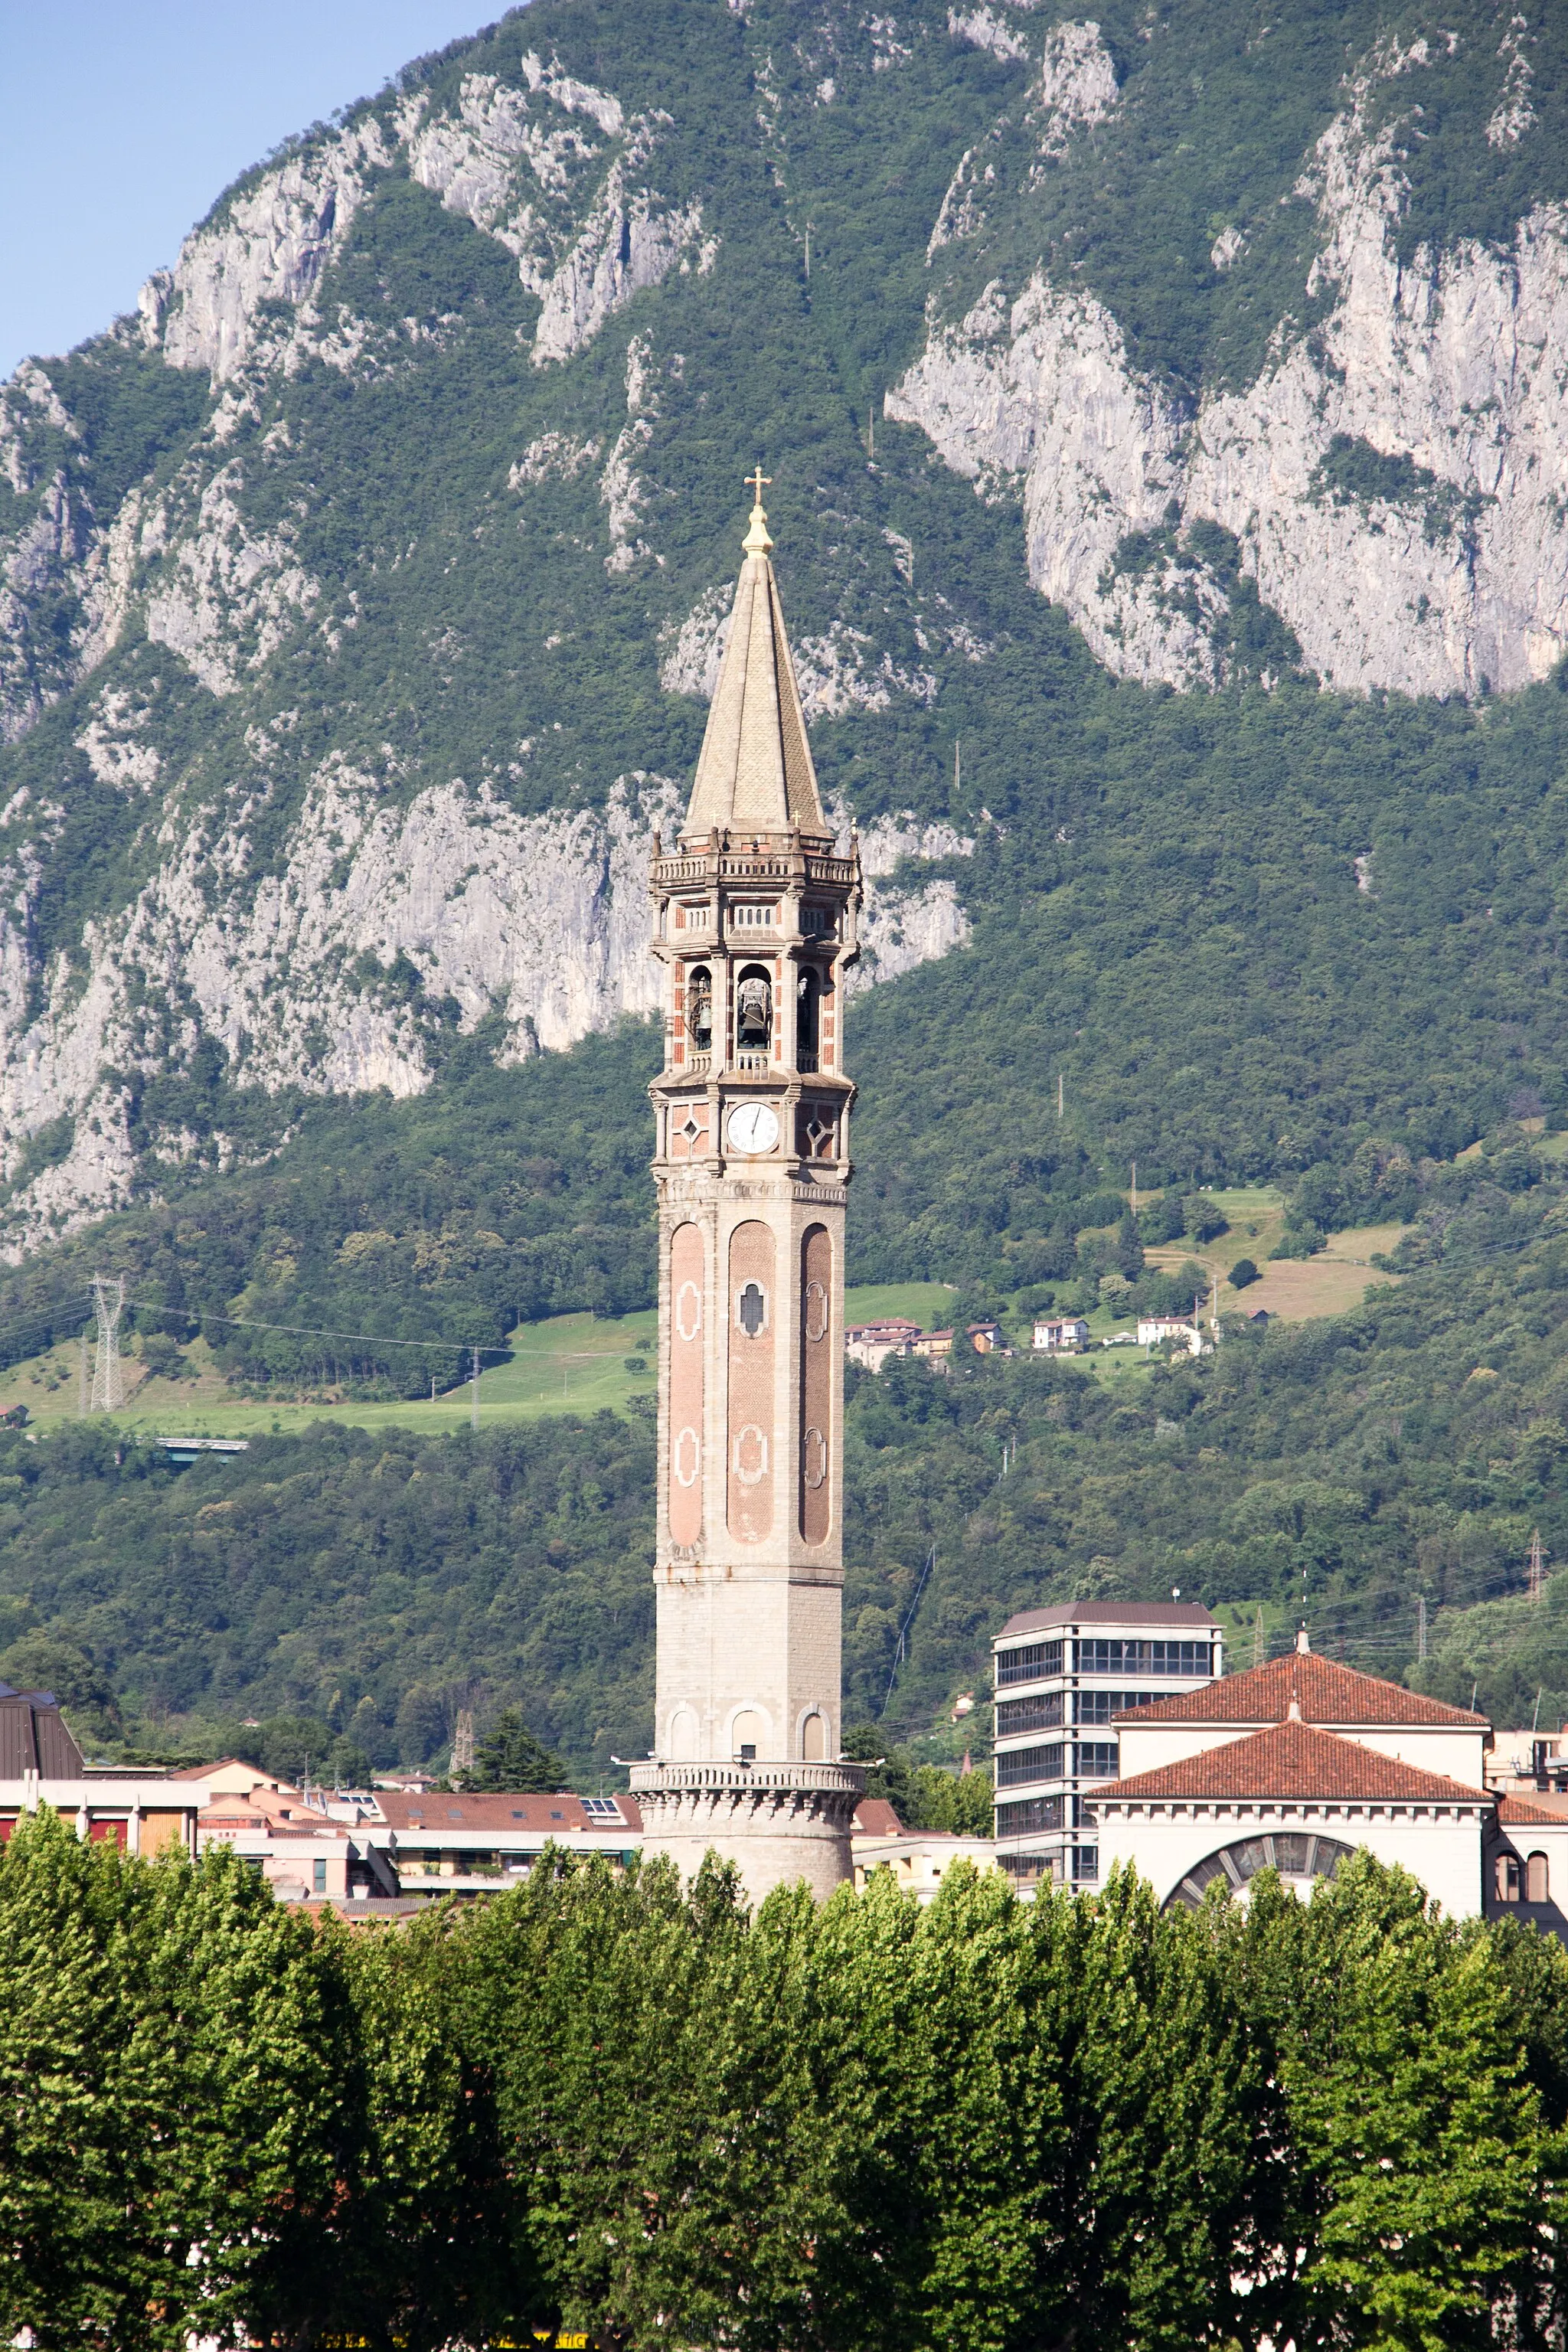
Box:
(1107, 1720, 1487, 1805)
(0, 1688, 83, 1778)
(1113, 1650, 1487, 1730)
(998, 1601, 1218, 1642)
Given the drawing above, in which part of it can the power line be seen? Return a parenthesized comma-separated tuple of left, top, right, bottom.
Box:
(120, 1295, 506, 1359)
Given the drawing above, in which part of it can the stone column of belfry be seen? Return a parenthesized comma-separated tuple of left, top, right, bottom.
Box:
(630, 480, 865, 1905)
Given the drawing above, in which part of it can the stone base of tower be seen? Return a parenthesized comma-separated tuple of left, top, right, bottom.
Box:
(629, 1760, 865, 1906)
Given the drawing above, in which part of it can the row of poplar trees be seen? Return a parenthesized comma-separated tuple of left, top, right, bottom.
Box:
(2, 1803, 1566, 2352)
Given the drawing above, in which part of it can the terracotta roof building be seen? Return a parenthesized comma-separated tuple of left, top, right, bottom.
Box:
(1112, 1634, 1491, 1795)
(1095, 1700, 1491, 1919)
(1091, 1629, 1504, 1923)
(1110, 1719, 1486, 1807)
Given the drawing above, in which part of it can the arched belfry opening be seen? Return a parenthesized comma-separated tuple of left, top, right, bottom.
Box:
(736, 965, 772, 1058)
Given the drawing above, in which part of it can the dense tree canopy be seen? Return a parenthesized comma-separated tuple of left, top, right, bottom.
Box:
(0, 1814, 1560, 2352)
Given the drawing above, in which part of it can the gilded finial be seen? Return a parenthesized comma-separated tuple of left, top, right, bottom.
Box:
(742, 464, 773, 557)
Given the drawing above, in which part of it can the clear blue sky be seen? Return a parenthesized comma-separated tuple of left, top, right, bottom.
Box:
(0, 2, 508, 380)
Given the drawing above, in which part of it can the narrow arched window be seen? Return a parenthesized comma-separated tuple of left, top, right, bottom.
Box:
(1528, 1851, 1550, 1904)
(797, 967, 819, 1068)
(1497, 1853, 1522, 1903)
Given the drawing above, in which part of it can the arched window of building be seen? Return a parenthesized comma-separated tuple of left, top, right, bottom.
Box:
(1527, 1851, 1550, 1904)
(1496, 1853, 1522, 1903)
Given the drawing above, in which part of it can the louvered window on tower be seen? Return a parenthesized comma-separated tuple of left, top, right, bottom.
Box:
(736, 967, 772, 1053)
(687, 967, 712, 1050)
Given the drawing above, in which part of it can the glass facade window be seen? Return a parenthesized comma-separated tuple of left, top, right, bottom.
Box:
(312, 1860, 327, 1893)
(1078, 1638, 1210, 1676)
(998, 1853, 1055, 1886)
(1076, 1743, 1119, 1779)
(1072, 1846, 1099, 1880)
(1076, 1689, 1155, 1724)
(997, 1743, 1064, 1788)
(997, 1638, 1063, 1686)
(996, 1691, 1063, 1737)
(996, 1795, 1064, 1836)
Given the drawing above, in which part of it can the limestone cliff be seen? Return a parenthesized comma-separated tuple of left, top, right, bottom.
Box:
(2, 0, 1565, 1258)
(893, 15, 1568, 697)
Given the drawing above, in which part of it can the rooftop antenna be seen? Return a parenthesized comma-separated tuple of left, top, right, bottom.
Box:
(90, 1273, 125, 1413)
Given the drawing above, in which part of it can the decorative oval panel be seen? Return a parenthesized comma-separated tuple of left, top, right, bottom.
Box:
(668, 1223, 704, 1547)
(727, 1220, 776, 1544)
(799, 1223, 832, 1544)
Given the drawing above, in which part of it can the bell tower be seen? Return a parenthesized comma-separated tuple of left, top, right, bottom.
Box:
(629, 478, 865, 1903)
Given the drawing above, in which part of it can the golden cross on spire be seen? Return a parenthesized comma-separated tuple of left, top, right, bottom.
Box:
(742, 463, 774, 557)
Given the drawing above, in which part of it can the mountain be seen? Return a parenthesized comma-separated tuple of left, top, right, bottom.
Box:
(5, 0, 1568, 1758)
(2, 0, 1567, 1269)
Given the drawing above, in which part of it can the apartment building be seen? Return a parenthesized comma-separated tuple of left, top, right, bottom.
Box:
(991, 1601, 1223, 1890)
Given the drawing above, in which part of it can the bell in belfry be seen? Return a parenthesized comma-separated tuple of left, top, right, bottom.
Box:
(736, 969, 771, 1048)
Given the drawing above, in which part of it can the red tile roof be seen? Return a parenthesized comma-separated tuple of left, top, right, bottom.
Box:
(1114, 1650, 1486, 1729)
(376, 1793, 636, 1832)
(1106, 1720, 1488, 1805)
(1497, 1795, 1568, 1827)
(852, 1798, 904, 1835)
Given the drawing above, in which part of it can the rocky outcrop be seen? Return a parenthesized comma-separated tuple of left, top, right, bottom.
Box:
(157, 120, 396, 381)
(0, 763, 972, 1253)
(893, 33, 1568, 697)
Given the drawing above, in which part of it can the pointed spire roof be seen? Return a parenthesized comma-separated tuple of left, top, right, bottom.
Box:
(681, 479, 828, 841)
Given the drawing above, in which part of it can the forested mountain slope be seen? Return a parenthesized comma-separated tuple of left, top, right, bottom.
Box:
(8, 1129, 1568, 1776)
(1, 0, 1567, 1259)
(5, 1, 1568, 1761)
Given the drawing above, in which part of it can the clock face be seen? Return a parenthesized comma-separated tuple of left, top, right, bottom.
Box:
(727, 1102, 781, 1156)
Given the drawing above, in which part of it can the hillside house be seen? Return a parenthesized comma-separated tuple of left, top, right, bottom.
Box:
(844, 1318, 920, 1370)
(1034, 1317, 1089, 1351)
(913, 1329, 954, 1361)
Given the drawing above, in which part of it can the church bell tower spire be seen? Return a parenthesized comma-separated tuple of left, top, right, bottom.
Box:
(629, 479, 865, 1903)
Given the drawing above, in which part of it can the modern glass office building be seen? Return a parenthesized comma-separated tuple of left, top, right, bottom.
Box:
(991, 1601, 1223, 1890)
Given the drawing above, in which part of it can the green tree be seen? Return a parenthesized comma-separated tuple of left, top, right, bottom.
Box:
(467, 1708, 567, 1793)
(1237, 1856, 1546, 2352)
